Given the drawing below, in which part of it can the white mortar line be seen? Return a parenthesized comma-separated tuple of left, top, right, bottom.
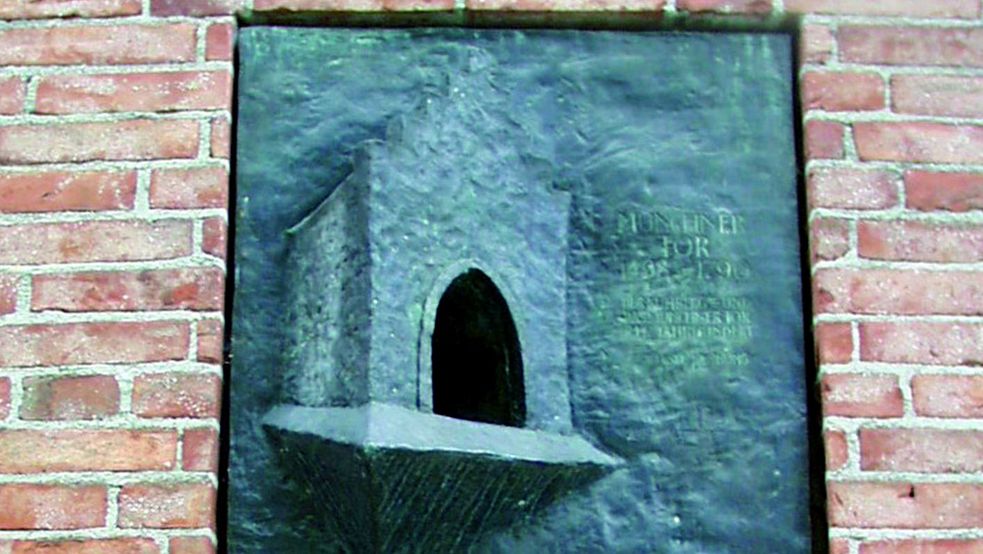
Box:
(824, 417, 983, 431)
(23, 75, 37, 114)
(0, 109, 230, 126)
(117, 372, 134, 415)
(804, 110, 983, 126)
(898, 366, 916, 418)
(809, 207, 983, 223)
(850, 321, 860, 363)
(0, 62, 234, 78)
(828, 528, 983, 541)
(0, 158, 231, 173)
(106, 485, 121, 529)
(0, 361, 223, 378)
(0, 528, 218, 544)
(195, 23, 208, 64)
(174, 429, 185, 473)
(197, 119, 211, 161)
(841, 216, 859, 260)
(805, 158, 983, 173)
(844, 427, 861, 472)
(842, 121, 859, 162)
(800, 62, 983, 78)
(819, 362, 983, 375)
(134, 169, 151, 213)
(0, 258, 225, 276)
(0, 207, 226, 225)
(0, 15, 237, 30)
(881, 71, 894, 114)
(6, 373, 22, 424)
(14, 274, 30, 315)
(192, 218, 207, 262)
(187, 321, 199, 364)
(795, 14, 983, 27)
(815, 313, 983, 324)
(0, 416, 221, 432)
(0, 310, 222, 326)
(811, 259, 983, 274)
(0, 471, 218, 488)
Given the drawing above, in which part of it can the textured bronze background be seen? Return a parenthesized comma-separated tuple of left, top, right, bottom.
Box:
(233, 28, 810, 552)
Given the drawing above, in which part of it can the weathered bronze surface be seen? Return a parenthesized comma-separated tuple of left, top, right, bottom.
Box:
(233, 28, 810, 552)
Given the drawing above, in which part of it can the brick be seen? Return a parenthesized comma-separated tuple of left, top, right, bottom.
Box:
(169, 537, 214, 554)
(861, 540, 983, 554)
(911, 375, 983, 418)
(827, 482, 983, 528)
(830, 539, 850, 554)
(802, 72, 885, 112)
(151, 167, 229, 209)
(858, 220, 983, 263)
(133, 373, 221, 418)
(816, 322, 852, 364)
(861, 322, 983, 366)
(854, 122, 983, 165)
(0, 430, 177, 472)
(32, 268, 224, 312)
(0, 0, 142, 19)
(800, 24, 834, 65)
(36, 72, 232, 115)
(0, 78, 24, 115)
(861, 429, 983, 473)
(0, 120, 199, 165)
(0, 485, 105, 530)
(20, 375, 119, 421)
(0, 220, 192, 265)
(202, 218, 227, 259)
(807, 168, 898, 210)
(892, 75, 983, 118)
(0, 378, 8, 420)
(0, 275, 16, 315)
(183, 428, 219, 472)
(822, 374, 903, 418)
(839, 26, 983, 68)
(0, 322, 189, 367)
(197, 320, 224, 364)
(906, 171, 983, 213)
(804, 120, 844, 160)
(257, 0, 454, 10)
(814, 269, 983, 316)
(206, 24, 234, 61)
(677, 0, 771, 14)
(809, 218, 850, 263)
(151, 0, 238, 15)
(10, 539, 159, 554)
(825, 430, 848, 471)
(118, 484, 215, 529)
(210, 119, 231, 158)
(0, 171, 136, 213)
(786, 0, 978, 18)
(0, 25, 197, 66)
(464, 0, 661, 10)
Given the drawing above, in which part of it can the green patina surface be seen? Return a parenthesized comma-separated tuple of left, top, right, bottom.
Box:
(232, 27, 812, 553)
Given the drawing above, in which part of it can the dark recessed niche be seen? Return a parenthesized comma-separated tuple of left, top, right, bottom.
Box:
(432, 269, 526, 427)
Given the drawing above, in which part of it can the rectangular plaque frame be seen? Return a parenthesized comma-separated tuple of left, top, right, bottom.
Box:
(230, 27, 819, 553)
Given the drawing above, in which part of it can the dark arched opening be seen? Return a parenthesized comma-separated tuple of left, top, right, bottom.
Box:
(431, 269, 525, 427)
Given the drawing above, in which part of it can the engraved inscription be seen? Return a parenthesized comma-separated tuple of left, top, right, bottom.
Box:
(611, 206, 754, 358)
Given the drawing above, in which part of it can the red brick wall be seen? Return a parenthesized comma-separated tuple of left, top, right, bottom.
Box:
(0, 1, 980, 552)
